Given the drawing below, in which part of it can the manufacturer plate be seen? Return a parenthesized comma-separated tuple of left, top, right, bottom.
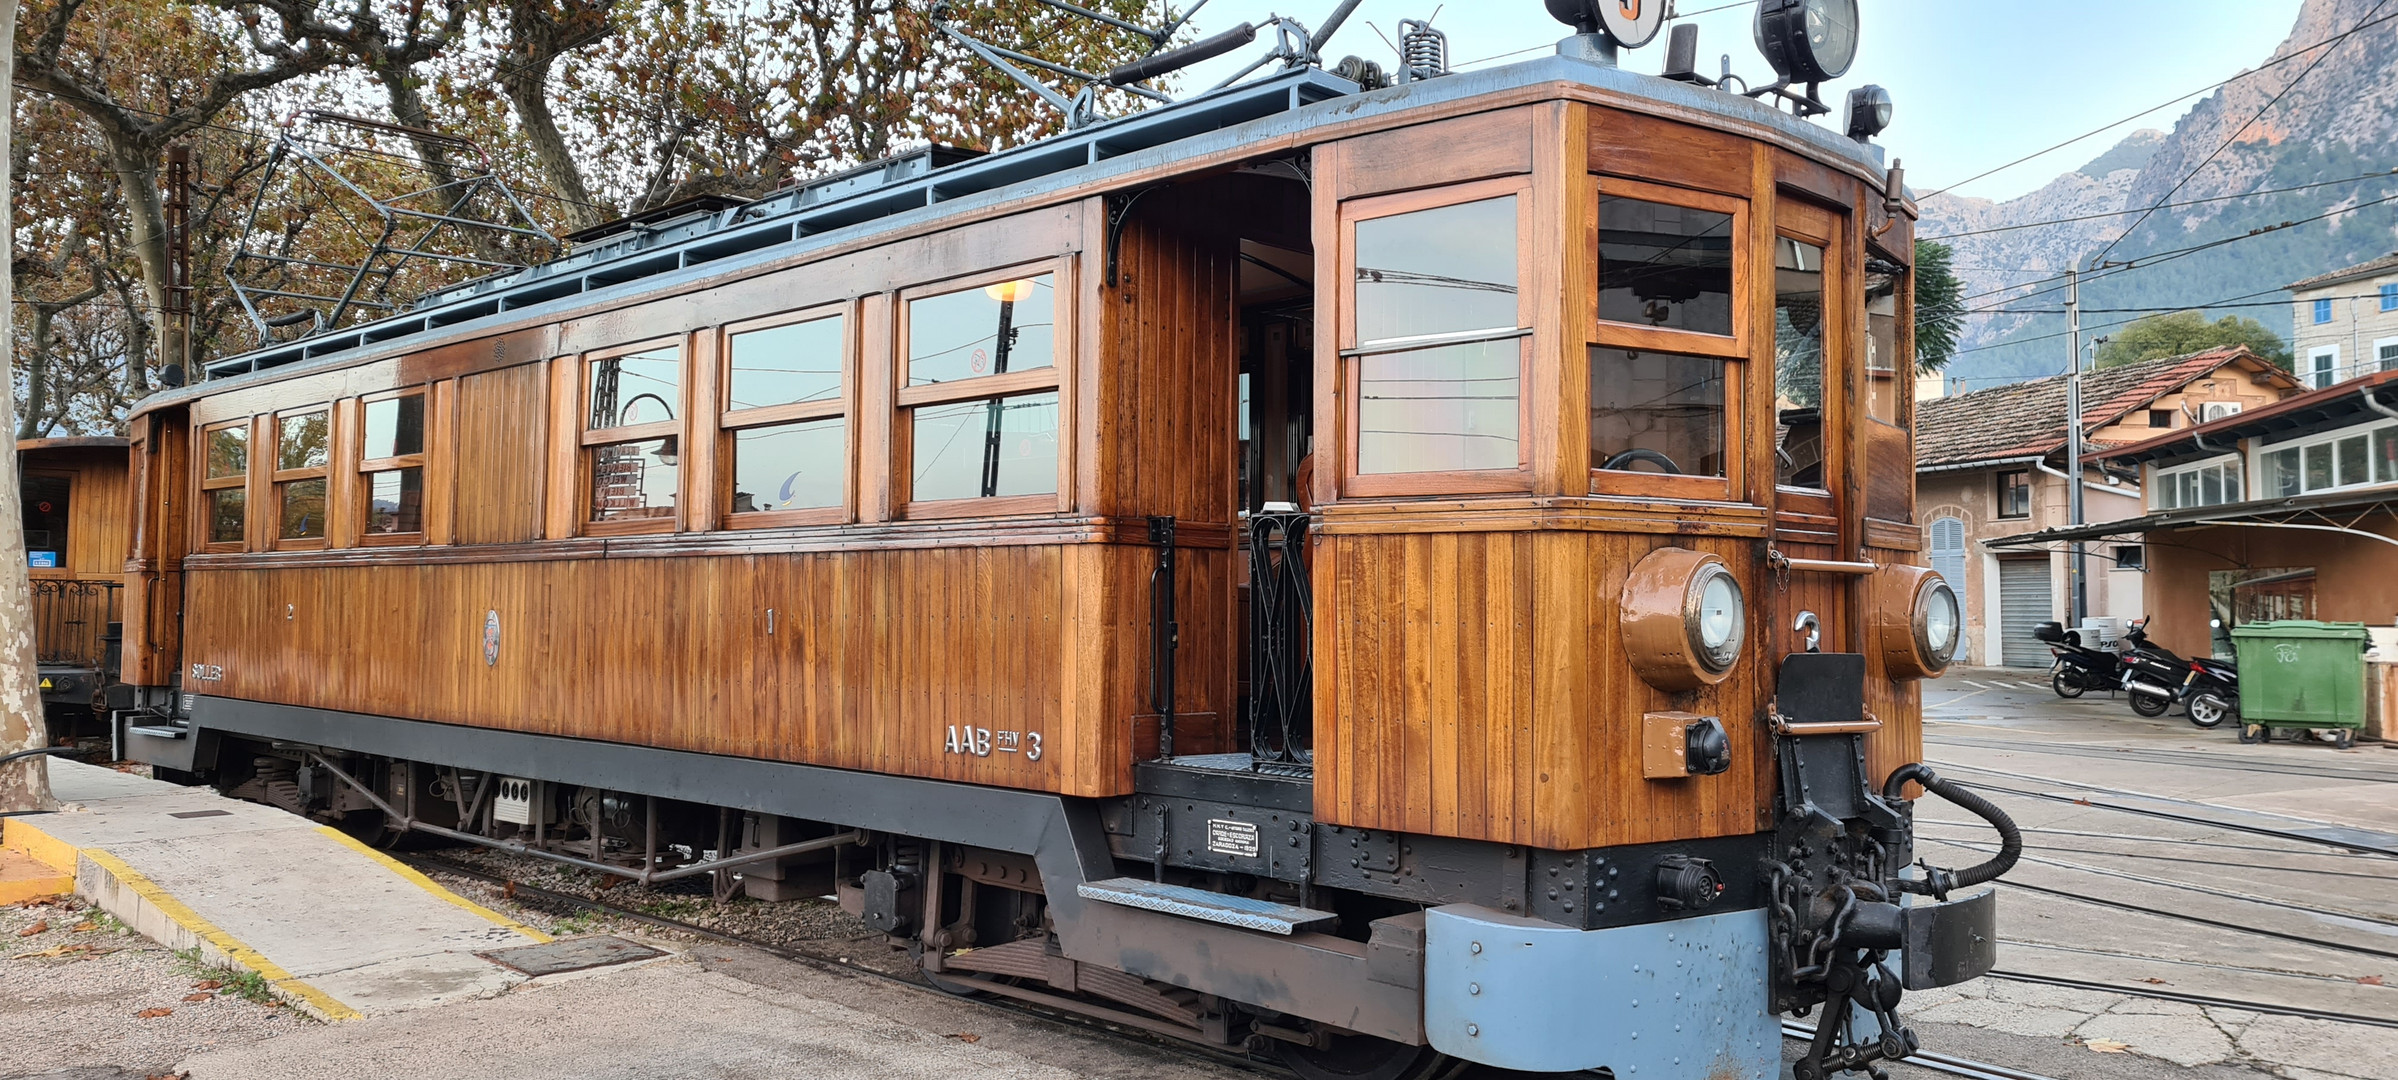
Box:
(1207, 818, 1260, 859)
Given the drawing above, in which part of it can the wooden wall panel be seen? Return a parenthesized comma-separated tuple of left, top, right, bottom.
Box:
(176, 542, 1169, 797)
(453, 363, 548, 544)
(1314, 529, 1763, 850)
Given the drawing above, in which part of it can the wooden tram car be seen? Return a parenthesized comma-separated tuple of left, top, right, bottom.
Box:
(18, 437, 129, 738)
(114, 11, 2016, 1079)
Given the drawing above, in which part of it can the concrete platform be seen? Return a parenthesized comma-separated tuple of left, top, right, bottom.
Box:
(6, 760, 550, 1020)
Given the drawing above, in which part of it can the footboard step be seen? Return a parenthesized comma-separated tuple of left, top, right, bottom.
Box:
(1076, 877, 1337, 935)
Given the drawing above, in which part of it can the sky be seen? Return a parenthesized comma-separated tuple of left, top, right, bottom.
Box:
(1161, 0, 2309, 204)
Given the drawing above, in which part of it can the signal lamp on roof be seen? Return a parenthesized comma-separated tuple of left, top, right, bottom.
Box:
(1755, 0, 1862, 84)
(1844, 84, 1892, 141)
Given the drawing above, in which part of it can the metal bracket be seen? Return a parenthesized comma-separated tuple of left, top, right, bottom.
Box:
(1105, 186, 1165, 287)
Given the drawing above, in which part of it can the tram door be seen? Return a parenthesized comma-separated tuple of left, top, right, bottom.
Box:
(1767, 200, 1857, 656)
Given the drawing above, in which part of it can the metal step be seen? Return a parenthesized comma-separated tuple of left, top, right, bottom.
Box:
(125, 723, 188, 740)
(1076, 877, 1336, 935)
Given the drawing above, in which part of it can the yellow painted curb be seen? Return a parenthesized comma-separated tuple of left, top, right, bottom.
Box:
(313, 825, 552, 943)
(78, 846, 364, 1021)
(3, 817, 80, 874)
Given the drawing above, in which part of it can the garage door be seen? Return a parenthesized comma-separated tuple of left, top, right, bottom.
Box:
(1998, 558, 2055, 668)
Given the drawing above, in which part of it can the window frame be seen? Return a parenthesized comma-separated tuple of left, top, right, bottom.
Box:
(719, 301, 854, 529)
(2314, 297, 2334, 324)
(1769, 198, 1846, 504)
(1995, 469, 2031, 520)
(269, 405, 334, 550)
(893, 258, 1073, 519)
(2307, 345, 2341, 390)
(2151, 453, 2243, 511)
(357, 386, 429, 547)
(2375, 336, 2398, 374)
(1586, 175, 1752, 503)
(2381, 283, 2397, 313)
(578, 335, 689, 536)
(2256, 417, 2398, 495)
(197, 418, 254, 553)
(1861, 244, 1913, 433)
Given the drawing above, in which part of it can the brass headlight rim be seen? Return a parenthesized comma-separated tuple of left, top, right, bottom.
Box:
(1683, 561, 1745, 676)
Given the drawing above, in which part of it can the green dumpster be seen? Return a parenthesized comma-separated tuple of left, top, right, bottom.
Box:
(2230, 620, 2371, 747)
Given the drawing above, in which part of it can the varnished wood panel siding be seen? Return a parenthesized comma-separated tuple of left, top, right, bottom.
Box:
(454, 364, 548, 544)
(1315, 530, 1764, 850)
(179, 543, 1162, 796)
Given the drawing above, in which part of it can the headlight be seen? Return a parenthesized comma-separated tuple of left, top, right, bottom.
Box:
(1689, 563, 1746, 674)
(1877, 565, 1958, 680)
(1918, 577, 1960, 669)
(1623, 547, 1746, 692)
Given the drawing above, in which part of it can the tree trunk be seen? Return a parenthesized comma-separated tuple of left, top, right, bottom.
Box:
(19, 304, 51, 439)
(0, 0, 60, 813)
(106, 139, 166, 393)
(500, 50, 606, 232)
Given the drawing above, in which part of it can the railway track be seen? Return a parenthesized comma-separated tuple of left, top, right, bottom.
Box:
(406, 851, 2398, 1080)
(1922, 761, 2398, 857)
(1924, 735, 2398, 786)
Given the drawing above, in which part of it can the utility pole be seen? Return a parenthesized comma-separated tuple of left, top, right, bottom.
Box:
(0, 0, 57, 814)
(164, 146, 193, 380)
(2064, 267, 2088, 629)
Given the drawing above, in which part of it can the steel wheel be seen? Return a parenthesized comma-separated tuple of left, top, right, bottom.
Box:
(1273, 1032, 1462, 1080)
(2052, 669, 2087, 699)
(2186, 692, 2233, 729)
(2129, 691, 2172, 718)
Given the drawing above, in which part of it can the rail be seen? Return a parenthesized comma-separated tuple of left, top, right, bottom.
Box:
(31, 578, 121, 670)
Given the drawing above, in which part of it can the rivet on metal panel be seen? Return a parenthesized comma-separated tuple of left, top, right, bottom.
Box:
(1470, 941, 1482, 954)
(1468, 982, 1480, 995)
(1466, 1024, 1479, 1037)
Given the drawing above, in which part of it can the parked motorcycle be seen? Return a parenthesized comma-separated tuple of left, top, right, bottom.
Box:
(2117, 619, 2240, 729)
(2034, 621, 2125, 699)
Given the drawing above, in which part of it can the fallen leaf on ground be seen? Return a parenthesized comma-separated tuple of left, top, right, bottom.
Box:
(18, 920, 49, 937)
(951, 1033, 981, 1044)
(70, 921, 98, 932)
(2138, 977, 2169, 985)
(182, 992, 214, 1002)
(12, 944, 91, 959)
(136, 1007, 174, 1019)
(502, 881, 516, 899)
(2086, 1039, 2131, 1054)
(2072, 798, 2092, 806)
(2360, 975, 2386, 986)
(192, 979, 222, 990)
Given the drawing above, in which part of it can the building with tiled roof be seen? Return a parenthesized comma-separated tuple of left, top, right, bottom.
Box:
(1915, 347, 2302, 667)
(2288, 252, 2398, 390)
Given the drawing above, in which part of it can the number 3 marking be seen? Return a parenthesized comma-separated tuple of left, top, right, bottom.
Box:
(1026, 733, 1043, 762)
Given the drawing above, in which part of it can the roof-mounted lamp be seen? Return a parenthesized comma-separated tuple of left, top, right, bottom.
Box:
(1547, 0, 1667, 65)
(1845, 84, 1893, 142)
(1754, 0, 1862, 84)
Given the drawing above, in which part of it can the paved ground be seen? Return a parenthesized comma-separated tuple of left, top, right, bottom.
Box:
(1891, 667, 2398, 1080)
(5, 673, 2395, 1080)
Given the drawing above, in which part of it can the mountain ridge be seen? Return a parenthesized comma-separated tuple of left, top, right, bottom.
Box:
(1919, 0, 2398, 390)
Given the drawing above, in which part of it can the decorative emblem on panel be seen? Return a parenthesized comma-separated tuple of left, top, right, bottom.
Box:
(483, 609, 502, 667)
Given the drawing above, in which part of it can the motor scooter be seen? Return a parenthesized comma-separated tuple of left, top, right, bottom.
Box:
(2034, 621, 2124, 699)
(2117, 618, 2239, 729)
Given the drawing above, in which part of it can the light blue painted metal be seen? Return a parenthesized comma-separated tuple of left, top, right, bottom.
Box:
(179, 49, 1893, 391)
(1076, 877, 1338, 934)
(1424, 904, 1779, 1077)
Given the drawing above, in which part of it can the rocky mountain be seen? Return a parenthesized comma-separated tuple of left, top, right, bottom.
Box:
(1921, 0, 2398, 390)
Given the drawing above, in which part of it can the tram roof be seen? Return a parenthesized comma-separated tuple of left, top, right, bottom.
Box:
(173, 50, 1895, 404)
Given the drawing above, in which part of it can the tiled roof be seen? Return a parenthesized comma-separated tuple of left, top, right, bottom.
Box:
(2286, 252, 2398, 293)
(1916, 347, 2283, 469)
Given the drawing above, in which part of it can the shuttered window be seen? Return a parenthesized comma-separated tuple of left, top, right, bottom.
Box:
(1929, 517, 1969, 635)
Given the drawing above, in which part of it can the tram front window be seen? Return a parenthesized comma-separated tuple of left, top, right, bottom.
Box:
(1589, 348, 1725, 477)
(1865, 263, 1904, 426)
(1773, 237, 1828, 490)
(1350, 194, 1522, 475)
(1598, 197, 1734, 336)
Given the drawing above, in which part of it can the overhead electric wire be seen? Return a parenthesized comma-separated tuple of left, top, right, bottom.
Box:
(2092, 0, 2398, 267)
(1921, 167, 2398, 241)
(1920, 4, 2398, 201)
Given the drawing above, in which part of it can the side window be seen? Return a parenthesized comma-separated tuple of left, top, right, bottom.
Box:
(273, 408, 332, 544)
(360, 390, 427, 540)
(899, 267, 1065, 511)
(21, 475, 69, 568)
(1590, 177, 1744, 500)
(583, 341, 684, 528)
(1995, 470, 2031, 519)
(723, 307, 847, 523)
(1773, 236, 1830, 490)
(1341, 179, 1529, 494)
(1864, 257, 1906, 427)
(200, 420, 250, 549)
